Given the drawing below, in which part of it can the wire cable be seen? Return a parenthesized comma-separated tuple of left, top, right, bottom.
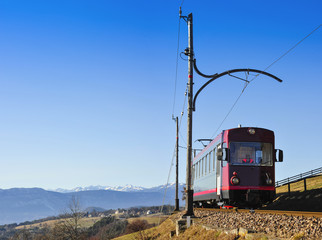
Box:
(210, 24, 322, 138)
(159, 86, 188, 223)
(250, 23, 322, 82)
(210, 82, 249, 139)
(158, 143, 176, 225)
(172, 17, 182, 116)
(178, 87, 188, 145)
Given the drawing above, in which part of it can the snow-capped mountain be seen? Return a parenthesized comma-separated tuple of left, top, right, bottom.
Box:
(52, 183, 183, 193)
(0, 183, 186, 225)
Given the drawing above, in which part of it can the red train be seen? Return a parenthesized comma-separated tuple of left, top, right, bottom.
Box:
(192, 127, 283, 207)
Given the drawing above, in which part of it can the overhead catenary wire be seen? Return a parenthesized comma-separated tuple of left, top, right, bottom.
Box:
(171, 15, 182, 116)
(178, 87, 188, 145)
(250, 24, 322, 83)
(158, 143, 176, 225)
(172, 0, 188, 117)
(159, 86, 188, 224)
(210, 82, 249, 139)
(210, 24, 322, 138)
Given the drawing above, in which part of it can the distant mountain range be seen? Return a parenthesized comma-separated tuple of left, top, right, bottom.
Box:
(0, 183, 184, 225)
(52, 183, 173, 193)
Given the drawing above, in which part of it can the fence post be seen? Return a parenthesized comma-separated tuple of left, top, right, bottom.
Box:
(304, 178, 307, 191)
(288, 183, 291, 196)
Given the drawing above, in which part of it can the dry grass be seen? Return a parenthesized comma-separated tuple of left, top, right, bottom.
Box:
(114, 217, 175, 240)
(127, 215, 168, 225)
(115, 215, 248, 240)
(276, 175, 322, 194)
(15, 217, 102, 230)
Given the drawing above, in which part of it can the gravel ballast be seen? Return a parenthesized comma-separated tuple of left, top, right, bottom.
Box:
(194, 209, 322, 239)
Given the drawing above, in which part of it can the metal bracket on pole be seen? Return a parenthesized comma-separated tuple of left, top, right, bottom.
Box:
(192, 60, 283, 111)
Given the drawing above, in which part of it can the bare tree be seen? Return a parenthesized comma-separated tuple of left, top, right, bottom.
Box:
(9, 229, 32, 240)
(50, 196, 87, 240)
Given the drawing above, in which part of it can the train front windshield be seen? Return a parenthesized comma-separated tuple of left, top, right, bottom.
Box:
(229, 142, 273, 166)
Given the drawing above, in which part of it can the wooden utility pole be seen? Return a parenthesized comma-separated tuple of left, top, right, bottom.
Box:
(174, 116, 179, 211)
(183, 13, 194, 217)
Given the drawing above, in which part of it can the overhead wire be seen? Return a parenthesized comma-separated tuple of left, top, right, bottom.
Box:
(158, 143, 176, 224)
(171, 15, 182, 116)
(159, 85, 188, 223)
(178, 86, 188, 145)
(250, 23, 322, 82)
(210, 24, 322, 138)
(160, 2, 187, 222)
(210, 82, 249, 139)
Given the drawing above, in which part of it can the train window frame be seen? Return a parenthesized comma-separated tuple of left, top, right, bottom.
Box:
(213, 148, 216, 171)
(192, 165, 195, 183)
(205, 154, 208, 174)
(229, 142, 273, 166)
(209, 152, 212, 173)
(197, 162, 200, 178)
(202, 157, 204, 176)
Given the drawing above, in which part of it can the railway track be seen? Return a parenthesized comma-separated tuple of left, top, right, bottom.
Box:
(195, 208, 322, 218)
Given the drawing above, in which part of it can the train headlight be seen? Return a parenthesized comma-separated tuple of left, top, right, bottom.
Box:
(248, 128, 256, 135)
(266, 178, 273, 185)
(230, 176, 240, 185)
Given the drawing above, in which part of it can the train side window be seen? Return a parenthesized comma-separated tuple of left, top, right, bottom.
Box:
(192, 165, 195, 184)
(205, 155, 207, 174)
(198, 162, 200, 178)
(213, 148, 216, 171)
(197, 162, 200, 178)
(196, 162, 198, 179)
(209, 152, 212, 173)
(202, 157, 204, 176)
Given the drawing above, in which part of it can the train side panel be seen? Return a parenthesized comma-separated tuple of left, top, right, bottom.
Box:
(192, 134, 221, 205)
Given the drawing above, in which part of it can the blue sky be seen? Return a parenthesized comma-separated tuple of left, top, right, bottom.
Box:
(0, 0, 321, 189)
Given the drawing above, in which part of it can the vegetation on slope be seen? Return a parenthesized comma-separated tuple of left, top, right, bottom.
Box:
(276, 175, 322, 194)
(264, 175, 322, 211)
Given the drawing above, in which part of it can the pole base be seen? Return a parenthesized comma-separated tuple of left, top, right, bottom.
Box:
(182, 189, 195, 218)
(173, 198, 180, 211)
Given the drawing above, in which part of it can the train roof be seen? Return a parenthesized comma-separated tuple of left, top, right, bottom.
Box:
(193, 127, 274, 163)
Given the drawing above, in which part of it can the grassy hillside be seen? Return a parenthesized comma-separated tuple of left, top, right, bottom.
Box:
(276, 175, 322, 194)
(15, 216, 102, 230)
(114, 214, 270, 240)
(263, 174, 322, 212)
(127, 215, 168, 225)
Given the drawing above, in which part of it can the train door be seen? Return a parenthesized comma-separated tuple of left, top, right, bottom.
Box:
(216, 144, 222, 196)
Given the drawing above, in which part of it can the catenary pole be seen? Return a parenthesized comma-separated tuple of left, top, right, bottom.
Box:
(178, 9, 282, 220)
(183, 13, 194, 217)
(174, 116, 179, 211)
